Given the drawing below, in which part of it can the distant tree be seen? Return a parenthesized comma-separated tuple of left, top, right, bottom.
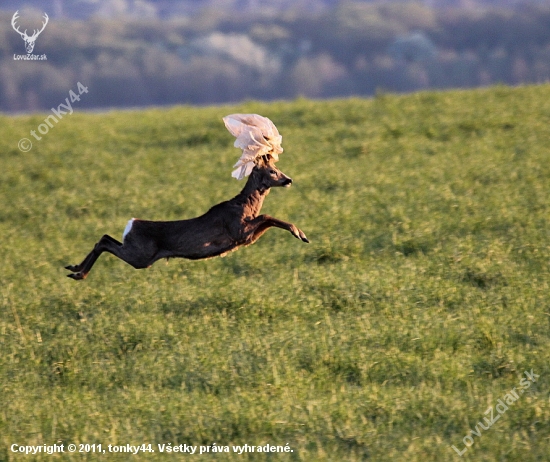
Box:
(388, 32, 437, 63)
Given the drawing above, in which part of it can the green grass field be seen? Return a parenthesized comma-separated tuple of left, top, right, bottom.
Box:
(1, 85, 549, 461)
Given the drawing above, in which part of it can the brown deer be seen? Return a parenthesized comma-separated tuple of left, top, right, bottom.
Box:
(65, 114, 308, 280)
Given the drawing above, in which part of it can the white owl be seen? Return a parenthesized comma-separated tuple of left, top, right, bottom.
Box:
(223, 113, 283, 180)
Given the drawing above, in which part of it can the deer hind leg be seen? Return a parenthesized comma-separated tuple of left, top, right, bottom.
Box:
(248, 215, 309, 244)
(65, 234, 152, 280)
(65, 235, 120, 273)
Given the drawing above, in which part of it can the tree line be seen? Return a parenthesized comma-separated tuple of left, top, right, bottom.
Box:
(1, 2, 550, 111)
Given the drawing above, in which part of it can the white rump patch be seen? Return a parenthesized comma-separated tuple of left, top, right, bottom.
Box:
(122, 218, 135, 241)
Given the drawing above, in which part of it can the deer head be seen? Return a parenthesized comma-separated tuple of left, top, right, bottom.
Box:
(253, 155, 292, 190)
(11, 11, 49, 54)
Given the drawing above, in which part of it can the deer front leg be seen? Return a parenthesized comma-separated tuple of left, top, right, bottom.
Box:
(246, 215, 309, 244)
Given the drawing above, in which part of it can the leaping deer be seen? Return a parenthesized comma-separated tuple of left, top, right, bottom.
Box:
(11, 10, 49, 54)
(65, 114, 309, 280)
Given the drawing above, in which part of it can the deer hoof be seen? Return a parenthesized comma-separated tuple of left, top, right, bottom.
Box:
(67, 272, 87, 280)
(293, 228, 309, 243)
(65, 264, 80, 272)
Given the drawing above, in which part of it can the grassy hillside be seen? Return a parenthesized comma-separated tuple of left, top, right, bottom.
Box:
(0, 85, 549, 461)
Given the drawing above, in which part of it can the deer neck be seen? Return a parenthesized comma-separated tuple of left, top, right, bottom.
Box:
(233, 174, 270, 218)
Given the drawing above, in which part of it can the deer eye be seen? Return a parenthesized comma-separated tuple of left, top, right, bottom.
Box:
(269, 169, 276, 175)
